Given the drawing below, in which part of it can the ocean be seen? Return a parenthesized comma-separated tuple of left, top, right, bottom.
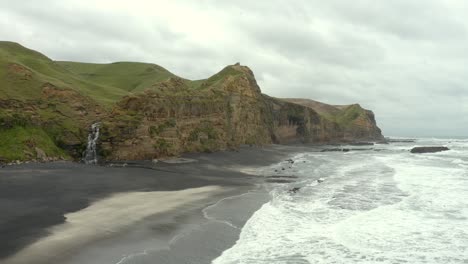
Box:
(212, 138, 468, 264)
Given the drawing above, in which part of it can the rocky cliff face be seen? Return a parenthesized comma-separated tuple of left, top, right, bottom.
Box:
(283, 98, 383, 142)
(97, 65, 383, 160)
(99, 65, 273, 160)
(0, 42, 384, 162)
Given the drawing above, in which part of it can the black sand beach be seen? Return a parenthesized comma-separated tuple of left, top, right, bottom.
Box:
(0, 145, 301, 264)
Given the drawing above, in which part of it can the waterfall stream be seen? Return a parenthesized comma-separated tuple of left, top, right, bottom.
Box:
(83, 122, 101, 164)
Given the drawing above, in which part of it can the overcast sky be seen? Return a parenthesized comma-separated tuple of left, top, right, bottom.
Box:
(1, 0, 467, 137)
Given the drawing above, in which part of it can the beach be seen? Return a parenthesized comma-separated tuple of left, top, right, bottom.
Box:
(3, 139, 465, 264)
(0, 145, 298, 264)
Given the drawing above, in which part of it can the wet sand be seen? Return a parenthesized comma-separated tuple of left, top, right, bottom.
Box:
(4, 187, 224, 264)
(0, 145, 301, 264)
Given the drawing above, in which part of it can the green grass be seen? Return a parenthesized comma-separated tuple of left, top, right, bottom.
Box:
(57, 61, 176, 93)
(0, 41, 253, 160)
(301, 103, 366, 128)
(331, 104, 365, 127)
(198, 65, 244, 89)
(0, 41, 128, 105)
(0, 42, 245, 105)
(0, 126, 66, 161)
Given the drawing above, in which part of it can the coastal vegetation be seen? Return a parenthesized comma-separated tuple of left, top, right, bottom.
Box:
(0, 41, 384, 162)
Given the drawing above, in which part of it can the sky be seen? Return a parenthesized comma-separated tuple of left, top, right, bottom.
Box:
(0, 0, 467, 137)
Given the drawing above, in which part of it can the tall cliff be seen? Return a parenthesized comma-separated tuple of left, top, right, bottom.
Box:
(282, 98, 383, 141)
(0, 42, 384, 162)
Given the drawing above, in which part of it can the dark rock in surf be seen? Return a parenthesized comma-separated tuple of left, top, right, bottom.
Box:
(410, 147, 449, 154)
(349, 142, 374, 146)
(266, 179, 294, 183)
(289, 187, 301, 193)
(321, 148, 350, 152)
(267, 175, 299, 179)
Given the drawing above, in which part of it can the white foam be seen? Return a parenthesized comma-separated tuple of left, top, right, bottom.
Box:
(213, 142, 468, 264)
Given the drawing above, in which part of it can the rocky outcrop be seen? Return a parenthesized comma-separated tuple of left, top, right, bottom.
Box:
(410, 147, 449, 153)
(283, 99, 383, 142)
(97, 65, 383, 160)
(0, 41, 385, 162)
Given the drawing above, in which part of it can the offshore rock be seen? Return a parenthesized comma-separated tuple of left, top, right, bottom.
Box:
(410, 147, 450, 153)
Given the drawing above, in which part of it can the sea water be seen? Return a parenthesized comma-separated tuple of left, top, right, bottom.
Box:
(213, 138, 468, 264)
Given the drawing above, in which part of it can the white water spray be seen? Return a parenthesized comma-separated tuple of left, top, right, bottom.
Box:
(83, 122, 101, 164)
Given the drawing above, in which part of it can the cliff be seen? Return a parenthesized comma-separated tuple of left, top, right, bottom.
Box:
(282, 98, 383, 141)
(0, 42, 384, 162)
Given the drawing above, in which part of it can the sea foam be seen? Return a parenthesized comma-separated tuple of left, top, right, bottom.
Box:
(213, 139, 468, 264)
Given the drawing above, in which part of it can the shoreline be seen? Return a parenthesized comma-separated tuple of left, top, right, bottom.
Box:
(0, 145, 298, 264)
(0, 139, 386, 167)
(4, 186, 227, 264)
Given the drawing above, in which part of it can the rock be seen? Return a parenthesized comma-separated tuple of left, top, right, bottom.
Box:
(289, 187, 301, 194)
(349, 142, 374, 146)
(35, 147, 47, 161)
(410, 147, 450, 154)
(266, 179, 294, 183)
(282, 167, 285, 170)
(321, 148, 350, 152)
(23, 150, 34, 158)
(267, 175, 299, 179)
(317, 178, 325, 183)
(0, 44, 384, 162)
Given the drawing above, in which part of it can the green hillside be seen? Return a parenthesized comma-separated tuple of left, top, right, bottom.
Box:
(0, 41, 131, 105)
(0, 41, 244, 105)
(0, 42, 250, 162)
(57, 61, 177, 93)
(0, 41, 384, 163)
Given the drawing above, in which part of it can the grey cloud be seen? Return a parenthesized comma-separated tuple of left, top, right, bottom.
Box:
(322, 0, 468, 41)
(0, 0, 467, 137)
(243, 19, 386, 69)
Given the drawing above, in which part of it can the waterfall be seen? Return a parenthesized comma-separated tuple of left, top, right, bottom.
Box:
(83, 122, 101, 164)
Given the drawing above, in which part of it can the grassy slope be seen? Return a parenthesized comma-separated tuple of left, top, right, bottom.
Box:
(334, 104, 367, 126)
(282, 98, 366, 128)
(282, 98, 341, 116)
(56, 61, 177, 93)
(0, 41, 129, 105)
(198, 65, 244, 89)
(0, 41, 244, 103)
(1, 41, 374, 162)
(0, 126, 66, 161)
(0, 42, 246, 162)
(0, 42, 130, 161)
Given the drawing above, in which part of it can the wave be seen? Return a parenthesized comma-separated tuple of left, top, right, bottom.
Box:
(213, 142, 468, 264)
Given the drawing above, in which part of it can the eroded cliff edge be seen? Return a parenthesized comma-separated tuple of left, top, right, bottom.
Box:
(0, 42, 384, 162)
